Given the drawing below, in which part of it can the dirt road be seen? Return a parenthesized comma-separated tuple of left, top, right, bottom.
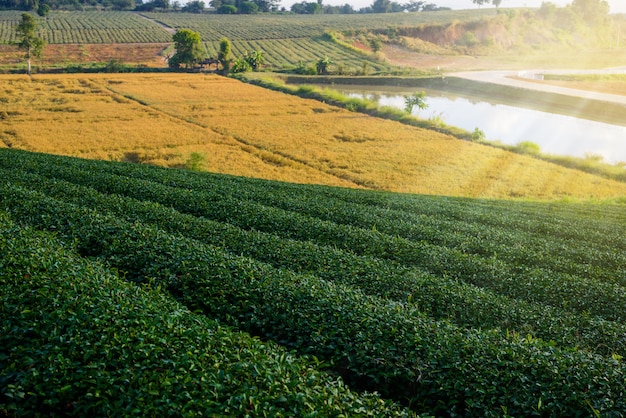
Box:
(451, 68, 626, 105)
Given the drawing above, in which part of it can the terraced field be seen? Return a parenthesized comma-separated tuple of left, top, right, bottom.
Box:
(0, 11, 172, 44)
(1, 148, 625, 416)
(0, 9, 497, 71)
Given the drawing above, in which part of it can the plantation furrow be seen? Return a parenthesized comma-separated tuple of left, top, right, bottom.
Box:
(5, 167, 626, 358)
(3, 186, 626, 417)
(0, 214, 411, 417)
(1, 150, 625, 323)
(203, 174, 626, 252)
(224, 186, 626, 285)
(221, 175, 626, 244)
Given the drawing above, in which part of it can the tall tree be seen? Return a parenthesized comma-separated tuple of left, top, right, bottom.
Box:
(169, 29, 204, 69)
(217, 37, 232, 75)
(14, 13, 45, 76)
(572, 0, 609, 25)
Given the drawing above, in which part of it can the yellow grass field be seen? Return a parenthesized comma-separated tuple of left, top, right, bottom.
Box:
(1, 73, 625, 200)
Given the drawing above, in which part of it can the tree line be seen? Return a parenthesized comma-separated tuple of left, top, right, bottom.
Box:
(0, 0, 494, 13)
(1, 0, 615, 16)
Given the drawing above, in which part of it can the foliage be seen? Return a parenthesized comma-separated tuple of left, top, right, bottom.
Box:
(403, 91, 427, 114)
(14, 12, 44, 75)
(217, 3, 237, 13)
(36, 4, 49, 17)
(470, 127, 486, 142)
(239, 1, 258, 14)
(231, 56, 251, 73)
(181, 0, 205, 12)
(290, 1, 321, 14)
(515, 140, 541, 155)
(217, 36, 231, 74)
(184, 151, 205, 170)
(0, 214, 411, 417)
(315, 55, 332, 75)
(169, 28, 204, 69)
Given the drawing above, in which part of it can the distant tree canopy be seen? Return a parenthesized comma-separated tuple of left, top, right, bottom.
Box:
(210, 0, 278, 13)
(572, 0, 610, 23)
(0, 0, 136, 10)
(169, 29, 204, 69)
(181, 0, 204, 12)
(290, 0, 321, 14)
(360, 0, 447, 13)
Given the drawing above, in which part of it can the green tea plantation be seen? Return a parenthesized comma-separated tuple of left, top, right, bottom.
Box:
(1, 148, 625, 417)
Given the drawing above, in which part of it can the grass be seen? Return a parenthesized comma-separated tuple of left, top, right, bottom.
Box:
(1, 72, 625, 200)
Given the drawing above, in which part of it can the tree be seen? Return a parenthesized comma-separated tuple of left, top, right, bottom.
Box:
(315, 56, 332, 75)
(244, 50, 265, 70)
(239, 1, 257, 13)
(169, 29, 204, 69)
(572, 0, 609, 25)
(14, 13, 45, 76)
(217, 3, 237, 12)
(182, 0, 204, 12)
(403, 91, 427, 114)
(291, 1, 321, 14)
(36, 3, 49, 17)
(217, 37, 232, 75)
(371, 0, 391, 13)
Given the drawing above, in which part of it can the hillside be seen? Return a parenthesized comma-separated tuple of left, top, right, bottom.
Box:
(2, 8, 625, 73)
(2, 148, 626, 415)
(1, 72, 625, 200)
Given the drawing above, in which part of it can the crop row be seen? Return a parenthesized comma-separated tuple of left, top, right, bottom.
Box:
(3, 182, 626, 416)
(0, 213, 410, 417)
(211, 175, 626, 284)
(203, 36, 384, 70)
(142, 9, 496, 42)
(3, 164, 626, 359)
(4, 150, 624, 323)
(0, 12, 171, 44)
(164, 162, 626, 251)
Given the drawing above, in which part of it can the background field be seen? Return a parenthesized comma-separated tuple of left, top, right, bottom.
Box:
(1, 8, 625, 73)
(0, 9, 496, 72)
(1, 72, 625, 200)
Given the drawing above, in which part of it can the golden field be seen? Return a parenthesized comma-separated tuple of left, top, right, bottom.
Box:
(1, 72, 625, 200)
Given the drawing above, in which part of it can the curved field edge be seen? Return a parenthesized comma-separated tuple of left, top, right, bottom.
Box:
(1, 73, 625, 201)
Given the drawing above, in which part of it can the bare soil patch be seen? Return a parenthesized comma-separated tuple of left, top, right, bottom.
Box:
(0, 43, 170, 68)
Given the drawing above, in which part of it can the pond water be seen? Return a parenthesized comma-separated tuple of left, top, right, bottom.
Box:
(321, 86, 626, 165)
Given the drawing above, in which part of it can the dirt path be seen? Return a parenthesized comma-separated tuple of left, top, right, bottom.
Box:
(451, 69, 626, 106)
(134, 13, 177, 35)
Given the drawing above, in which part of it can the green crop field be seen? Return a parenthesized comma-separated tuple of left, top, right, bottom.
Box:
(142, 9, 496, 41)
(0, 11, 172, 44)
(2, 148, 626, 416)
(0, 9, 496, 71)
(203, 35, 388, 70)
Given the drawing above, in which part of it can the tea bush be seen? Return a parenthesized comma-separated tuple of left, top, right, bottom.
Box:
(2, 148, 626, 416)
(0, 214, 413, 417)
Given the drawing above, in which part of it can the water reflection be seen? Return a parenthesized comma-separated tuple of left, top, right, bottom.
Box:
(336, 87, 626, 165)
